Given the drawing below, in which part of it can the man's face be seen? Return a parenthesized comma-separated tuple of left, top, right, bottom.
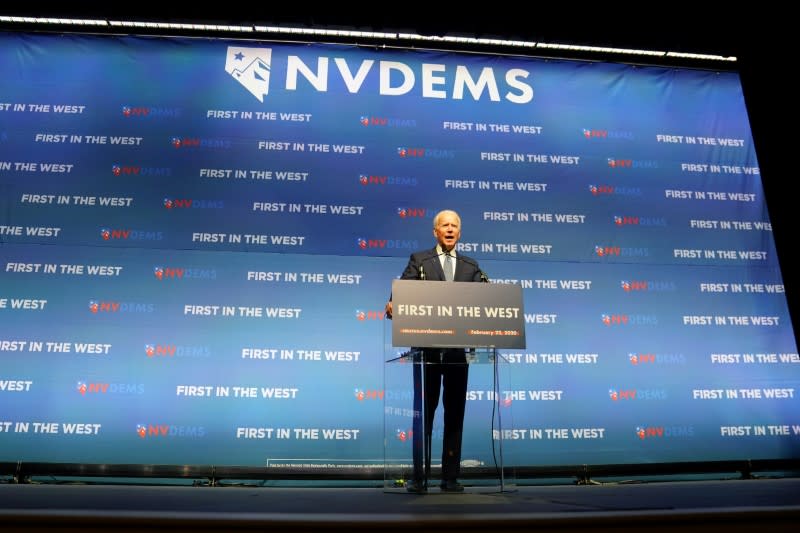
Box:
(434, 213, 461, 252)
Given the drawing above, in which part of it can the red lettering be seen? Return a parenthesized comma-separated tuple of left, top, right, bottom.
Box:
(155, 345, 176, 356)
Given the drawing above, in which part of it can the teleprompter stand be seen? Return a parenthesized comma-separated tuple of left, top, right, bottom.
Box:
(383, 346, 516, 493)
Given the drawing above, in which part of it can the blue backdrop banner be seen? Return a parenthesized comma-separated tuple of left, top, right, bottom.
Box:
(0, 32, 797, 468)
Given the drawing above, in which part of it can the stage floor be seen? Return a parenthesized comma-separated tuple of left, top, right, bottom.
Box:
(2, 476, 800, 531)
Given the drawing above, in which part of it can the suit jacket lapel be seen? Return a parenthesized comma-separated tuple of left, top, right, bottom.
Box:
(430, 247, 446, 280)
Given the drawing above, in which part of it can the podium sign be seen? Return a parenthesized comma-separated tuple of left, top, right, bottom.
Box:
(391, 279, 526, 349)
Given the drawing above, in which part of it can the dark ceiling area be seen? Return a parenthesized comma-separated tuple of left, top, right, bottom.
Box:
(0, 7, 784, 59)
(2, 7, 797, 325)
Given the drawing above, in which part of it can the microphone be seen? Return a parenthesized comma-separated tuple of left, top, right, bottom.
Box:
(417, 250, 489, 282)
(417, 250, 450, 280)
(416, 250, 448, 280)
(453, 254, 490, 283)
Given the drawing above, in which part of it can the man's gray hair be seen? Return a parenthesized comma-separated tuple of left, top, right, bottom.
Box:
(433, 209, 461, 228)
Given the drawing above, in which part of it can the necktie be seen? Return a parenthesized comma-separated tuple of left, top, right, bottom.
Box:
(444, 253, 454, 281)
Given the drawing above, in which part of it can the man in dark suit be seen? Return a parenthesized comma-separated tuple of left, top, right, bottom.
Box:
(385, 209, 484, 493)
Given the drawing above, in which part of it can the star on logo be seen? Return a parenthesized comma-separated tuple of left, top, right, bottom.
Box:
(225, 47, 272, 102)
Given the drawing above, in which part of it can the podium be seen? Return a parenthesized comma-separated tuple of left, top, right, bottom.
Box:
(383, 280, 526, 494)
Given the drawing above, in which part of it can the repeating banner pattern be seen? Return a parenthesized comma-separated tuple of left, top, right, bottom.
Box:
(1, 32, 797, 468)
